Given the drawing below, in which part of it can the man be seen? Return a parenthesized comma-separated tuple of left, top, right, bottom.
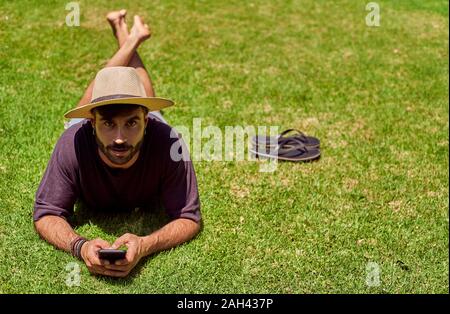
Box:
(33, 10, 201, 278)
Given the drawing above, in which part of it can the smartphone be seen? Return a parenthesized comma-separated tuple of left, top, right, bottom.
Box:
(98, 249, 127, 261)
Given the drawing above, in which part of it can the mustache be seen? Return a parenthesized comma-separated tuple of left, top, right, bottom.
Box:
(107, 144, 132, 151)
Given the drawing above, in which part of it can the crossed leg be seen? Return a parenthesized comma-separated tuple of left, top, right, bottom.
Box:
(76, 10, 155, 108)
(107, 10, 155, 97)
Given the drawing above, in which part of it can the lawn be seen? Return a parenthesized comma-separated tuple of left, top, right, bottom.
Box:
(0, 0, 448, 293)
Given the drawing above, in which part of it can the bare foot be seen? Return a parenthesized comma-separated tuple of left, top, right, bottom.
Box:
(107, 9, 127, 27)
(107, 9, 128, 44)
(129, 15, 151, 44)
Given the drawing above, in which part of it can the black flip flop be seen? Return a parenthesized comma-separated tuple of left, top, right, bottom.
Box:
(252, 128, 320, 149)
(250, 138, 320, 162)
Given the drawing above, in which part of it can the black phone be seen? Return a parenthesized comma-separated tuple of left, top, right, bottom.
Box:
(98, 249, 127, 261)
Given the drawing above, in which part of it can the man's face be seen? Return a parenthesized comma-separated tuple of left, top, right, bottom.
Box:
(92, 108, 148, 167)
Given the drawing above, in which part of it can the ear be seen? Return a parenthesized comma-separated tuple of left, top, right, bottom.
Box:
(89, 118, 95, 128)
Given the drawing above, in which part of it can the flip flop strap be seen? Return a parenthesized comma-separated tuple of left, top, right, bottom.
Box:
(278, 129, 308, 142)
(275, 137, 308, 153)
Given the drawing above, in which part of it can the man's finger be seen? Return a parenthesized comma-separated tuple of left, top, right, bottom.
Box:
(99, 259, 110, 266)
(111, 234, 129, 249)
(87, 247, 104, 266)
(92, 239, 111, 249)
(103, 263, 130, 271)
(92, 265, 127, 278)
(124, 245, 137, 262)
(101, 268, 128, 278)
(114, 258, 130, 266)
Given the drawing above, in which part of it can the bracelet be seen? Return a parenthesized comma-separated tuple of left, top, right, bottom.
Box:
(70, 236, 88, 260)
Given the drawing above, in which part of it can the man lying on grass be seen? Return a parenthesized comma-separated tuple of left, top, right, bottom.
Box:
(33, 10, 201, 278)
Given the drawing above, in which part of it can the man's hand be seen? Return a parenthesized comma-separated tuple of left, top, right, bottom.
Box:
(80, 238, 125, 278)
(100, 233, 144, 277)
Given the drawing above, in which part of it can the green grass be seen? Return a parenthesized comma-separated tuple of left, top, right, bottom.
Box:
(0, 0, 448, 293)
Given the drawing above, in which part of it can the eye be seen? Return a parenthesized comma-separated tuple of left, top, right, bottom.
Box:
(127, 120, 137, 127)
(104, 121, 114, 127)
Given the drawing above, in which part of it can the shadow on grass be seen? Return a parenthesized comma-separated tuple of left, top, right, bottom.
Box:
(67, 202, 177, 285)
(70, 202, 171, 237)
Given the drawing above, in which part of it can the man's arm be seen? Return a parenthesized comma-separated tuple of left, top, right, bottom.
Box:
(111, 218, 201, 258)
(106, 218, 201, 276)
(99, 218, 200, 277)
(34, 215, 79, 253)
(140, 218, 201, 256)
(34, 216, 122, 277)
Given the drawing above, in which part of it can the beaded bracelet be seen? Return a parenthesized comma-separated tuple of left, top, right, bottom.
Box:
(70, 236, 88, 260)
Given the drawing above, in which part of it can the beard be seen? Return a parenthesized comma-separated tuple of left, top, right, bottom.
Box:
(95, 135, 144, 166)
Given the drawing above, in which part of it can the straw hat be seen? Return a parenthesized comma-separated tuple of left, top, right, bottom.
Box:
(64, 66, 174, 118)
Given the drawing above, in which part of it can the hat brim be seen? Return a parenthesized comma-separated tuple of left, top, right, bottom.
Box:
(64, 97, 174, 119)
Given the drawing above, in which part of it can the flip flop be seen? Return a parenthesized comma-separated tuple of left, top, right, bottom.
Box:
(250, 138, 321, 162)
(252, 128, 320, 149)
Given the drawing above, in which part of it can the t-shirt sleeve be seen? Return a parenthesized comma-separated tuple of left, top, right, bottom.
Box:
(160, 135, 201, 223)
(33, 133, 79, 222)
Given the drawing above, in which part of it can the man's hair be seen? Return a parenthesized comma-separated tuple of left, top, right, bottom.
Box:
(92, 104, 149, 120)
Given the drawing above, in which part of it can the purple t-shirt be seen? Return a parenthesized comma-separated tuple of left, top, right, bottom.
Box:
(33, 116, 201, 223)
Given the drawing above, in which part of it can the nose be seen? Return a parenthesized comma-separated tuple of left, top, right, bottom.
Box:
(113, 128, 127, 144)
(114, 138, 126, 145)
